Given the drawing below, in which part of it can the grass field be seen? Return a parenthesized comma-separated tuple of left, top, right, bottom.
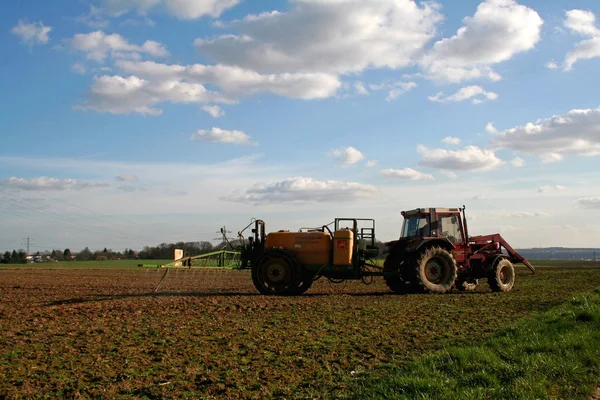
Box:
(0, 263, 599, 398)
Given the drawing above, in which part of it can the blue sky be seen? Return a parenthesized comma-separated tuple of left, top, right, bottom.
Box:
(1, 0, 600, 252)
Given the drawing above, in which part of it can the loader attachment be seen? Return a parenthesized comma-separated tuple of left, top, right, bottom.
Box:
(469, 234, 535, 273)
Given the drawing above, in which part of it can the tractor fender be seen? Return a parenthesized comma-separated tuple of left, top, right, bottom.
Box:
(415, 238, 455, 253)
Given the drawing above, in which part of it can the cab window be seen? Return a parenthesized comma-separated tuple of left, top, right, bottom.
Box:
(439, 215, 461, 243)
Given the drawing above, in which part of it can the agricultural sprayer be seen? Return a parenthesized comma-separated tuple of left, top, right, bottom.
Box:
(237, 207, 534, 295)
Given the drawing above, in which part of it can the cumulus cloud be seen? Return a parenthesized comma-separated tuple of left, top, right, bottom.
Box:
(190, 128, 256, 145)
(429, 86, 498, 104)
(195, 0, 442, 74)
(116, 60, 340, 99)
(328, 147, 365, 165)
(418, 145, 504, 171)
(385, 82, 418, 101)
(115, 173, 139, 182)
(538, 185, 567, 193)
(545, 60, 559, 69)
(491, 106, 600, 161)
(485, 122, 498, 134)
(380, 168, 434, 180)
(421, 0, 543, 83)
(201, 105, 225, 118)
(511, 156, 525, 167)
(11, 20, 52, 46)
(2, 177, 108, 191)
(441, 136, 461, 145)
(71, 63, 87, 75)
(77, 60, 341, 114)
(365, 160, 378, 168)
(68, 31, 169, 62)
(563, 9, 600, 70)
(226, 177, 378, 203)
(76, 75, 230, 115)
(102, 0, 239, 19)
(575, 197, 600, 209)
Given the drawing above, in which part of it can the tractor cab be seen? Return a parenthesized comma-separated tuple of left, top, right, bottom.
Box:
(400, 207, 466, 244)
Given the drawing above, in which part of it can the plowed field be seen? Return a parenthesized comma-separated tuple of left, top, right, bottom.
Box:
(1, 266, 599, 399)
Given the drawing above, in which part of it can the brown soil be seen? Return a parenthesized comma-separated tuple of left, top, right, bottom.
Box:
(1, 266, 599, 399)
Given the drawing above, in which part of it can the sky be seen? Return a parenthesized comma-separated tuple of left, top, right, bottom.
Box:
(1, 0, 600, 252)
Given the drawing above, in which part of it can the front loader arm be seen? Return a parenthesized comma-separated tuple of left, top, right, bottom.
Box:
(470, 234, 535, 273)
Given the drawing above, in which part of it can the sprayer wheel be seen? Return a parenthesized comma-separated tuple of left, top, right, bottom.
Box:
(251, 249, 301, 295)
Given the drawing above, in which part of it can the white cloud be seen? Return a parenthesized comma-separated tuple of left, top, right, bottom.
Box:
(116, 60, 341, 100)
(328, 147, 365, 165)
(103, 0, 239, 19)
(115, 173, 139, 182)
(201, 105, 225, 118)
(506, 211, 548, 218)
(195, 0, 443, 74)
(353, 82, 369, 96)
(422, 0, 543, 83)
(68, 31, 169, 62)
(380, 168, 434, 180)
(538, 185, 567, 193)
(440, 170, 458, 179)
(2, 177, 108, 191)
(539, 153, 564, 163)
(472, 193, 486, 200)
(226, 177, 378, 203)
(510, 156, 525, 167)
(11, 20, 52, 46)
(563, 9, 600, 70)
(429, 86, 498, 104)
(545, 60, 558, 69)
(485, 122, 498, 134)
(71, 63, 87, 75)
(441, 136, 461, 145)
(190, 128, 256, 145)
(76, 75, 230, 115)
(491, 107, 600, 161)
(365, 160, 378, 168)
(77, 5, 110, 29)
(385, 82, 418, 101)
(574, 197, 600, 209)
(418, 145, 504, 171)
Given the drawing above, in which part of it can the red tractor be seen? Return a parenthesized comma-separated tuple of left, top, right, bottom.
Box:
(383, 206, 534, 294)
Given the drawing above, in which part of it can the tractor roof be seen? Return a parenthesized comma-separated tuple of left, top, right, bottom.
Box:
(402, 207, 462, 217)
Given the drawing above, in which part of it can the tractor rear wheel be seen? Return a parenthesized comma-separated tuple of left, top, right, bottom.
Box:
(488, 258, 515, 292)
(251, 249, 302, 295)
(383, 253, 417, 294)
(414, 247, 457, 294)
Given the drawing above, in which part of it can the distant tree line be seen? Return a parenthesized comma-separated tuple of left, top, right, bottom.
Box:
(1, 238, 390, 264)
(0, 241, 223, 263)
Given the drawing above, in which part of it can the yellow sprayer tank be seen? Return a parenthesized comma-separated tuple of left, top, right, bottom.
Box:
(265, 231, 332, 265)
(333, 229, 354, 266)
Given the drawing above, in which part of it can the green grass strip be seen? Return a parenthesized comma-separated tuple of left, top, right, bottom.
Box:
(352, 288, 600, 400)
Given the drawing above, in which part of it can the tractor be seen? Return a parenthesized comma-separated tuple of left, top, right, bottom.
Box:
(237, 207, 533, 295)
(383, 207, 534, 294)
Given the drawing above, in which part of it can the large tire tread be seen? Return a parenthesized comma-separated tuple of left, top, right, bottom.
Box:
(414, 247, 457, 294)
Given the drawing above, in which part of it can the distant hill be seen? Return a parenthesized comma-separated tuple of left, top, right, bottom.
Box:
(516, 247, 600, 261)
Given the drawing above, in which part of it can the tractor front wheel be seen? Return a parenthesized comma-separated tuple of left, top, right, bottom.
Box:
(414, 247, 457, 294)
(251, 249, 301, 295)
(488, 258, 515, 292)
